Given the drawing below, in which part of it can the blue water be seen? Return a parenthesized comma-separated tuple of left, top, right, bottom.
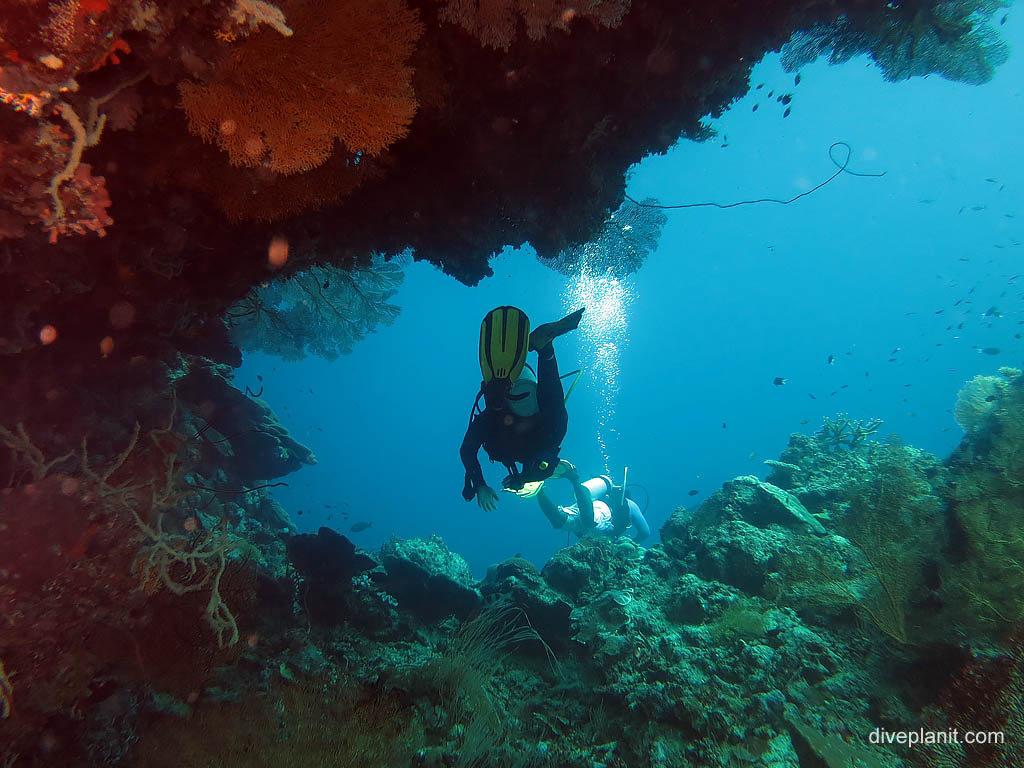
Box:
(240, 14, 1024, 577)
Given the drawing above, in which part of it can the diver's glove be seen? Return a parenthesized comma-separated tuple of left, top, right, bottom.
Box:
(476, 485, 499, 512)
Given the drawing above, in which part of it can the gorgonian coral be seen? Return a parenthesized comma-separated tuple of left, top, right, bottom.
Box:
(225, 256, 406, 360)
(179, 0, 423, 174)
(782, 0, 1011, 84)
(539, 197, 667, 279)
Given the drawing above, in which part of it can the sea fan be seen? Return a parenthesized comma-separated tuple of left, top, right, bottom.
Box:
(540, 197, 667, 279)
(782, 0, 1011, 85)
(226, 254, 406, 360)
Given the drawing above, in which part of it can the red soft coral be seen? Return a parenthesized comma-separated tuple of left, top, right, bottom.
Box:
(41, 162, 113, 243)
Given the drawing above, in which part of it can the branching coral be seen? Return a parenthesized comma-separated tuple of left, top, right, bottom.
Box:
(436, 0, 632, 50)
(0, 422, 75, 483)
(75, 412, 244, 647)
(179, 0, 423, 174)
(814, 414, 883, 451)
(131, 512, 241, 648)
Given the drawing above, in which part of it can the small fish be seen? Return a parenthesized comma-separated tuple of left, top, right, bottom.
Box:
(981, 347, 1001, 355)
(773, 377, 787, 386)
(827, 354, 835, 365)
(688, 489, 699, 496)
(783, 107, 791, 118)
(350, 521, 373, 532)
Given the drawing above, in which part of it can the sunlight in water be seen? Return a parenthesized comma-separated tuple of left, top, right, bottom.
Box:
(564, 258, 635, 472)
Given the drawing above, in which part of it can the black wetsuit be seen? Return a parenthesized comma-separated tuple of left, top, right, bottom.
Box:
(461, 343, 568, 497)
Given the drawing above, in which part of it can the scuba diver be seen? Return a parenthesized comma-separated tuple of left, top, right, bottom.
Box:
(460, 305, 585, 511)
(534, 461, 650, 542)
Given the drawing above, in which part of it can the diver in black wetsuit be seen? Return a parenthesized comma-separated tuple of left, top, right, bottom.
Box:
(460, 306, 584, 511)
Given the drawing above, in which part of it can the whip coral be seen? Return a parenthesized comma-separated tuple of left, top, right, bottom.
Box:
(179, 0, 423, 174)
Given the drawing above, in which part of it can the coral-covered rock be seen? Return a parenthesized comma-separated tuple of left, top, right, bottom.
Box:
(541, 536, 646, 603)
(379, 534, 481, 621)
(481, 556, 573, 649)
(177, 363, 317, 483)
(286, 526, 377, 626)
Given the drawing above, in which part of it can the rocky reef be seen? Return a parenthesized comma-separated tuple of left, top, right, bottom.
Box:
(3, 369, 1024, 766)
(1, 0, 1019, 765)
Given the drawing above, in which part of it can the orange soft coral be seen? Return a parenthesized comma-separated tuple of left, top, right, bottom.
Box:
(179, 0, 423, 175)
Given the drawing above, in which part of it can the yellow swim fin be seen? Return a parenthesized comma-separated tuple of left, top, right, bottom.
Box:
(479, 306, 531, 384)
